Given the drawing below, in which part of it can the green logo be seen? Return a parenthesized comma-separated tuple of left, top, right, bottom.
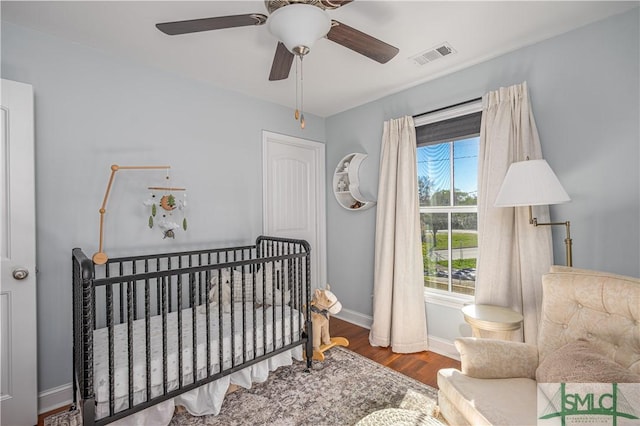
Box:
(538, 383, 639, 425)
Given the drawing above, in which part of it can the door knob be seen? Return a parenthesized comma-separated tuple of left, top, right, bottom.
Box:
(12, 268, 29, 280)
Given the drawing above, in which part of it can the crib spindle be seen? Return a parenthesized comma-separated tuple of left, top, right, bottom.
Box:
(205, 269, 211, 377)
(229, 268, 236, 367)
(107, 283, 115, 416)
(161, 276, 168, 395)
(261, 255, 267, 355)
(167, 257, 173, 311)
(119, 263, 124, 324)
(270, 253, 276, 352)
(240, 250, 247, 365)
(250, 262, 257, 361)
(177, 272, 183, 389)
(156, 258, 161, 315)
(190, 271, 197, 383)
(132, 263, 138, 321)
(127, 281, 134, 409)
(144, 277, 151, 402)
(216, 262, 224, 372)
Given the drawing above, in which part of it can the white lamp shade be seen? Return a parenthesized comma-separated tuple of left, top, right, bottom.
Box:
(494, 159, 570, 207)
(267, 4, 331, 53)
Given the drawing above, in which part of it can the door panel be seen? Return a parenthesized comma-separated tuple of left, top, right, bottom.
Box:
(272, 157, 311, 233)
(1, 79, 37, 425)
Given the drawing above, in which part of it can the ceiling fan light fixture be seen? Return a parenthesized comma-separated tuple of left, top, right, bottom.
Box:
(267, 4, 331, 55)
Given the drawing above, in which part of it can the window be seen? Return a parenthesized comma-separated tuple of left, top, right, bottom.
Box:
(415, 101, 481, 297)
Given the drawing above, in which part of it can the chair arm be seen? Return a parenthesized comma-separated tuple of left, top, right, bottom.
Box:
(454, 337, 538, 379)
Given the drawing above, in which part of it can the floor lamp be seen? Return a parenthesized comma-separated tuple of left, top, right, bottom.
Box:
(494, 159, 573, 266)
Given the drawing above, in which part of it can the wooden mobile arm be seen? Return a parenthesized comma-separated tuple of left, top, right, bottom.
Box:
(93, 164, 170, 265)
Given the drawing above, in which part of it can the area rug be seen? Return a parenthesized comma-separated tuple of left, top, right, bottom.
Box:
(46, 346, 443, 425)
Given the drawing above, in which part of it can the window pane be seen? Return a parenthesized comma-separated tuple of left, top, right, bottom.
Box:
(453, 137, 479, 206)
(417, 143, 450, 207)
(450, 212, 476, 296)
(421, 212, 449, 291)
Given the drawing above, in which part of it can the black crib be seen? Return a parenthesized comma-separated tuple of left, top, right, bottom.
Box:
(72, 236, 312, 425)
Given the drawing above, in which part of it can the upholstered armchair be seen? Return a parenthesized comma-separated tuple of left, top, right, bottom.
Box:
(437, 266, 640, 425)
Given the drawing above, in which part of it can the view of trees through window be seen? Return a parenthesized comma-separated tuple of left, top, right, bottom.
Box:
(418, 136, 479, 296)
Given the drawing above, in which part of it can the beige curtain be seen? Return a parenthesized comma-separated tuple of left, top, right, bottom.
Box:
(369, 116, 428, 353)
(476, 82, 553, 344)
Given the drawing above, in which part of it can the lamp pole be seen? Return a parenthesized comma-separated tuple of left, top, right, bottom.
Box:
(528, 206, 573, 267)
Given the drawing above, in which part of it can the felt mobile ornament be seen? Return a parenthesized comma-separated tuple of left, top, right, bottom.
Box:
(144, 170, 187, 239)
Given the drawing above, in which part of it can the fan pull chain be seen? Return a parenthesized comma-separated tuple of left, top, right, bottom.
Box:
(300, 55, 305, 129)
(294, 56, 300, 121)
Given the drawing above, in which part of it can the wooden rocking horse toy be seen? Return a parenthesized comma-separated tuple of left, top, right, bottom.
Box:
(310, 285, 349, 361)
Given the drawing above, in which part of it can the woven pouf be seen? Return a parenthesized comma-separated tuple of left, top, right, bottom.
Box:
(356, 408, 444, 426)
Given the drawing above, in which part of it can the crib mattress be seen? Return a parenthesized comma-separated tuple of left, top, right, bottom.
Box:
(92, 302, 303, 418)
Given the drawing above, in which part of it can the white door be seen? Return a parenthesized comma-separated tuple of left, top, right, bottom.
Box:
(1, 79, 37, 425)
(262, 131, 326, 289)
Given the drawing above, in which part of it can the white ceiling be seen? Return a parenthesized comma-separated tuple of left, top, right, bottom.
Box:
(2, 1, 637, 117)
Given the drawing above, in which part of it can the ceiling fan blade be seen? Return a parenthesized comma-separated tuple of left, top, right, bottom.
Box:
(156, 14, 267, 36)
(320, 0, 355, 9)
(269, 42, 295, 81)
(326, 20, 399, 64)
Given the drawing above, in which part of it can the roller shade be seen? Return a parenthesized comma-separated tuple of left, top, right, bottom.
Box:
(416, 111, 482, 146)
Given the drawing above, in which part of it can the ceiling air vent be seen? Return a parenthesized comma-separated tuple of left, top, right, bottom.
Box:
(410, 42, 456, 66)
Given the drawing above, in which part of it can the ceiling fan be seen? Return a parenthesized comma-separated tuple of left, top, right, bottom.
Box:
(156, 0, 400, 82)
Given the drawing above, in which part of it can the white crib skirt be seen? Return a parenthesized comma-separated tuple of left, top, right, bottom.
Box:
(109, 346, 303, 426)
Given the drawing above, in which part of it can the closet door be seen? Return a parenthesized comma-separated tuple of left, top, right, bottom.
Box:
(262, 131, 326, 289)
(1, 79, 37, 425)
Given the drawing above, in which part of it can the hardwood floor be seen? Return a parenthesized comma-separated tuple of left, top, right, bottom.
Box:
(330, 317, 460, 389)
(37, 404, 68, 426)
(38, 317, 460, 425)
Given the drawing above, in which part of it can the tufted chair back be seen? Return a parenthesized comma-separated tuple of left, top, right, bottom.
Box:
(537, 266, 640, 373)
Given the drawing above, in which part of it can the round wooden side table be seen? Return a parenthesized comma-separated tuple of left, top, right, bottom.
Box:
(461, 304, 523, 341)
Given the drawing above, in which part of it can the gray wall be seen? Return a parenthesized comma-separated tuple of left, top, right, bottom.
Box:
(325, 8, 639, 341)
(1, 22, 325, 393)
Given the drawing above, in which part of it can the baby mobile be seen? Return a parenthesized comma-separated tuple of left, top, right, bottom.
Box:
(144, 169, 188, 239)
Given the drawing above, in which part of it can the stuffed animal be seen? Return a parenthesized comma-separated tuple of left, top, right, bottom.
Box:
(208, 282, 232, 312)
(198, 273, 232, 314)
(310, 285, 342, 351)
(263, 285, 290, 306)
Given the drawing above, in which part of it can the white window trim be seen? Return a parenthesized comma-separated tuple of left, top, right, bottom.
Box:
(420, 205, 477, 214)
(424, 288, 473, 309)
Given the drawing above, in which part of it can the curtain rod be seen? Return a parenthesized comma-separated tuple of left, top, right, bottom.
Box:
(413, 97, 482, 120)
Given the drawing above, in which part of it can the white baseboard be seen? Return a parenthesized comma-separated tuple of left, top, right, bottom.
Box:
(427, 336, 460, 361)
(39, 383, 73, 414)
(334, 308, 372, 329)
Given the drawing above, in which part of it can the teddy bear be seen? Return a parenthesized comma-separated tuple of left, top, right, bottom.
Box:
(197, 269, 233, 314)
(310, 285, 342, 352)
(208, 281, 232, 312)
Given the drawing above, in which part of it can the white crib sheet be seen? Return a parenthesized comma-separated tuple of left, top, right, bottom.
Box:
(93, 302, 303, 419)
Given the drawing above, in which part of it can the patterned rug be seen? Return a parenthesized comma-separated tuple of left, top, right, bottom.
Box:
(46, 346, 443, 425)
